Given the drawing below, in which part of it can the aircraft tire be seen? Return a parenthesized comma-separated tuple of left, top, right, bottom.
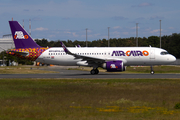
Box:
(151, 71, 154, 75)
(95, 69, 99, 74)
(90, 69, 96, 75)
(91, 69, 99, 75)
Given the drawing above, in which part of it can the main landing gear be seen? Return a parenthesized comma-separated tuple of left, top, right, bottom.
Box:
(90, 68, 99, 75)
(150, 66, 154, 75)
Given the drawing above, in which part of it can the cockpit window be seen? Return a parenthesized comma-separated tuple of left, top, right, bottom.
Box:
(160, 51, 169, 55)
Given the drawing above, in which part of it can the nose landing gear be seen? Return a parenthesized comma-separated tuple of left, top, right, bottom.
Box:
(150, 66, 154, 75)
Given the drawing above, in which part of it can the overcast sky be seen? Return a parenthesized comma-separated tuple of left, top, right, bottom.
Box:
(0, 0, 180, 41)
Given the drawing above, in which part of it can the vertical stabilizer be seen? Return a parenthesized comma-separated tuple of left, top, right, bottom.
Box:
(9, 21, 41, 49)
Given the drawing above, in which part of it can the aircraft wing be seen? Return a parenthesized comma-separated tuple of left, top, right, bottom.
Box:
(60, 41, 127, 66)
(60, 41, 105, 64)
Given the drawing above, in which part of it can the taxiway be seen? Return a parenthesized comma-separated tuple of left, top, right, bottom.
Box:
(0, 69, 179, 79)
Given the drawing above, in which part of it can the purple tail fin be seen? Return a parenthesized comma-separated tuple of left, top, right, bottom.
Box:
(9, 21, 41, 49)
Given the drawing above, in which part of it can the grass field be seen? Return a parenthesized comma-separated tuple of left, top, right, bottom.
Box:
(126, 66, 180, 73)
(0, 66, 57, 74)
(0, 78, 180, 120)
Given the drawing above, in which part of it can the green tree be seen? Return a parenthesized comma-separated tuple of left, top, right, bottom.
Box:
(147, 36, 160, 47)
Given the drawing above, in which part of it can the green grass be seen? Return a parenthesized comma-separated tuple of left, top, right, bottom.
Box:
(126, 66, 180, 73)
(0, 66, 57, 74)
(0, 78, 180, 119)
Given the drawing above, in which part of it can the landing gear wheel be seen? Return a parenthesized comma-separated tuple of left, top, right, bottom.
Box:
(90, 69, 96, 75)
(95, 69, 99, 74)
(90, 69, 99, 75)
(150, 66, 154, 75)
(150, 71, 154, 75)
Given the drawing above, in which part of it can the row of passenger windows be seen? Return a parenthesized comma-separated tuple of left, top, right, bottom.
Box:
(49, 52, 111, 56)
(49, 53, 65, 56)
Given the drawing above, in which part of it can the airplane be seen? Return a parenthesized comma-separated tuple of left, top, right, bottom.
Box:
(7, 21, 176, 75)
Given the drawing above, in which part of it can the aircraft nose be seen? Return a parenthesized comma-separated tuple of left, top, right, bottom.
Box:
(169, 55, 176, 62)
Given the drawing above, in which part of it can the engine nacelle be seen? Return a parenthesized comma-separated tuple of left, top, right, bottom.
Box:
(102, 61, 126, 72)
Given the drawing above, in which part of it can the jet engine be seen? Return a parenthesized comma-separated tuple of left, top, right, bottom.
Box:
(102, 61, 126, 72)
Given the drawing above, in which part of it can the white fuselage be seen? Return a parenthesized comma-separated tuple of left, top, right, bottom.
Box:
(36, 47, 176, 66)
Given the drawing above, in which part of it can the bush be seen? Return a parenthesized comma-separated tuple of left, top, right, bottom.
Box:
(174, 103, 180, 109)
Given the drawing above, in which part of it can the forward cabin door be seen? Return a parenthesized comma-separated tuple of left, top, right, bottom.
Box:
(150, 48, 155, 60)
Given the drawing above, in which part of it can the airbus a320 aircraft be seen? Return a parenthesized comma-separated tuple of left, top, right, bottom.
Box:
(7, 21, 176, 74)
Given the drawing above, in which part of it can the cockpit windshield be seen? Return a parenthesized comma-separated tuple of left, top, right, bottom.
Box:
(160, 51, 169, 55)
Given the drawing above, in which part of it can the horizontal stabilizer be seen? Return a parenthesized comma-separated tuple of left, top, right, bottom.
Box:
(8, 51, 29, 56)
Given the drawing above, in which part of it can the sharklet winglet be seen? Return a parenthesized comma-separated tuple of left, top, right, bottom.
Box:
(60, 41, 72, 54)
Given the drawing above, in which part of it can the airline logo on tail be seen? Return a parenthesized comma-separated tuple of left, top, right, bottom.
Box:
(14, 31, 29, 39)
